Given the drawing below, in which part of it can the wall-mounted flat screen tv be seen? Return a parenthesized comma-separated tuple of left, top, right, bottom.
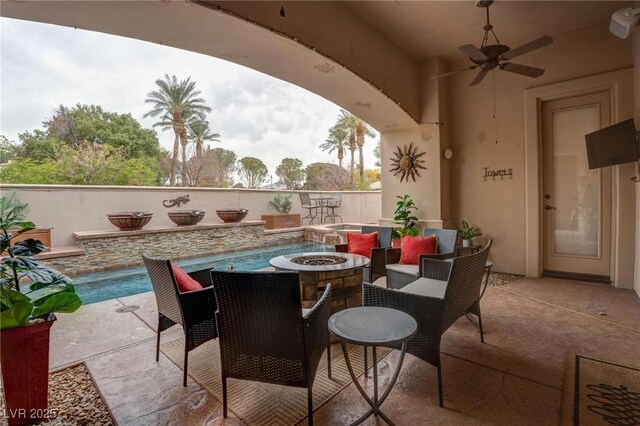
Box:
(585, 119, 638, 170)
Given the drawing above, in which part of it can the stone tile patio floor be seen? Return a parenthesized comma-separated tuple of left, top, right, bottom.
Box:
(49, 277, 640, 425)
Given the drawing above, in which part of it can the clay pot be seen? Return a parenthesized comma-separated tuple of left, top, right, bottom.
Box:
(1, 315, 55, 426)
(216, 209, 248, 223)
(167, 210, 206, 226)
(107, 212, 153, 231)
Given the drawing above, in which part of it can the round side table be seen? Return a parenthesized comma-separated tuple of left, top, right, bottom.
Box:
(328, 307, 417, 426)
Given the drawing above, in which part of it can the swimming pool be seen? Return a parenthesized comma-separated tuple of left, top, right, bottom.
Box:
(72, 242, 333, 304)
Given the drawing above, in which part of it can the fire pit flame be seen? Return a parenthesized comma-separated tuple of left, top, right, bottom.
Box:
(290, 255, 348, 266)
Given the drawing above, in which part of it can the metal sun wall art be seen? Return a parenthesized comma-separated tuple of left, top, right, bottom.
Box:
(389, 142, 426, 183)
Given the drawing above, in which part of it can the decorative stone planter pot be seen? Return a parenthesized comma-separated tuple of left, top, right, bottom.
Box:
(462, 239, 473, 248)
(1, 315, 56, 426)
(167, 210, 206, 226)
(260, 213, 301, 230)
(216, 209, 248, 223)
(107, 212, 153, 231)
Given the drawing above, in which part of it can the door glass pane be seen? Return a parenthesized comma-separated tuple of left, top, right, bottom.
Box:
(551, 105, 600, 257)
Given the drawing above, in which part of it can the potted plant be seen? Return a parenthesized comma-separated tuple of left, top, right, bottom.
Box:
(459, 219, 483, 247)
(0, 192, 82, 426)
(391, 194, 420, 248)
(261, 193, 301, 230)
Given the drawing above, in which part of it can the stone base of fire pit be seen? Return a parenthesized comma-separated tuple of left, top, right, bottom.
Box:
(269, 252, 369, 320)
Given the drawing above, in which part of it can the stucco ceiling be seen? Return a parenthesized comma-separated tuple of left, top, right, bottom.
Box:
(345, 1, 631, 62)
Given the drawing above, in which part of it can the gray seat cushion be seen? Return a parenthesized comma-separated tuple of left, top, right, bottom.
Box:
(399, 277, 447, 299)
(385, 263, 419, 277)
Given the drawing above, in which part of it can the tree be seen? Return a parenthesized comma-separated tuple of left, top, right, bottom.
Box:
(144, 74, 211, 186)
(354, 168, 381, 190)
(206, 147, 237, 187)
(53, 143, 160, 185)
(187, 119, 221, 158)
(0, 160, 60, 184)
(373, 139, 381, 168)
(275, 158, 305, 189)
(4, 104, 164, 186)
(184, 147, 236, 187)
(305, 162, 350, 190)
(41, 104, 160, 159)
(319, 127, 348, 169)
(330, 109, 375, 180)
(0, 136, 18, 163)
(16, 130, 59, 162)
(0, 144, 161, 186)
(238, 157, 268, 188)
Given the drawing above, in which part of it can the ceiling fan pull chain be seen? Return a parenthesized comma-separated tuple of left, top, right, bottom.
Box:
(493, 70, 498, 144)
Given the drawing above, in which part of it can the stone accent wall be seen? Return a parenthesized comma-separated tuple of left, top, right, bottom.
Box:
(42, 223, 304, 275)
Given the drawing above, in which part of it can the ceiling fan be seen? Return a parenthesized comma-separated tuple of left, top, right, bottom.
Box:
(439, 0, 553, 86)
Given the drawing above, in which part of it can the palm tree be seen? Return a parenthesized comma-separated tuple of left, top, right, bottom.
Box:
(330, 109, 374, 181)
(187, 119, 221, 158)
(355, 120, 376, 178)
(319, 127, 348, 168)
(144, 74, 211, 186)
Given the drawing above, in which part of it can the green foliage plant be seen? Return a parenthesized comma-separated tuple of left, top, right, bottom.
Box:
(459, 220, 483, 241)
(392, 194, 420, 239)
(270, 193, 293, 214)
(0, 192, 82, 330)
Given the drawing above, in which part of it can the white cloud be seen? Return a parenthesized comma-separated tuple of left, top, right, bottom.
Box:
(0, 17, 380, 178)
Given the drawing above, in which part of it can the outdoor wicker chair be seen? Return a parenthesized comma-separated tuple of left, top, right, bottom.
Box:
(299, 193, 319, 225)
(142, 255, 218, 387)
(363, 240, 492, 407)
(384, 228, 459, 289)
(210, 270, 332, 426)
(335, 225, 393, 282)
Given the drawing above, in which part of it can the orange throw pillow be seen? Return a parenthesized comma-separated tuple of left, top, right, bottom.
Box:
(171, 264, 203, 293)
(400, 235, 438, 265)
(347, 232, 378, 258)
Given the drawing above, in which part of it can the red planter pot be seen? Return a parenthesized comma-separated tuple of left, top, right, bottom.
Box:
(392, 239, 402, 249)
(1, 316, 55, 426)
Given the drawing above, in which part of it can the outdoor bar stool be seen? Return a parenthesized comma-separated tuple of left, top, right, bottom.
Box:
(324, 194, 342, 223)
(299, 193, 319, 225)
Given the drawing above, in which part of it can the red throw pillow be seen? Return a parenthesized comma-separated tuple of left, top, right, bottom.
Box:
(171, 264, 203, 293)
(400, 235, 438, 265)
(347, 231, 378, 258)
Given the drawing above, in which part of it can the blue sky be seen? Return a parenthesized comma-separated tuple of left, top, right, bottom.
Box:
(0, 17, 379, 175)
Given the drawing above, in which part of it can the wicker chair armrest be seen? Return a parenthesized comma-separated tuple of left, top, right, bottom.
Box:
(425, 252, 456, 261)
(363, 282, 442, 336)
(335, 244, 348, 253)
(385, 247, 402, 264)
(369, 247, 387, 281)
(188, 268, 214, 288)
(303, 284, 332, 374)
(420, 258, 452, 281)
(178, 286, 218, 328)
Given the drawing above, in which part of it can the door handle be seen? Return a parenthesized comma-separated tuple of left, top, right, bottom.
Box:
(544, 205, 556, 210)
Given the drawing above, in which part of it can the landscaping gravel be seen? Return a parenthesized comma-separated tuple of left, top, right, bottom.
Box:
(0, 363, 114, 426)
(488, 272, 524, 287)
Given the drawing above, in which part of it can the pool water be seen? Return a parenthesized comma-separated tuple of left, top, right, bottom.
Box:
(72, 242, 334, 305)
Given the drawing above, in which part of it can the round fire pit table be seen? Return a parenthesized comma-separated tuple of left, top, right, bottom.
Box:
(269, 252, 370, 314)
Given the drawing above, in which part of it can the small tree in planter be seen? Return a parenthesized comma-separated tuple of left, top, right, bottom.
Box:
(261, 193, 301, 230)
(391, 194, 420, 247)
(0, 192, 82, 426)
(459, 219, 483, 247)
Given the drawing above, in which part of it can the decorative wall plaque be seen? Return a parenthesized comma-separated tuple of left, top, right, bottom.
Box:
(389, 142, 426, 182)
(482, 167, 513, 181)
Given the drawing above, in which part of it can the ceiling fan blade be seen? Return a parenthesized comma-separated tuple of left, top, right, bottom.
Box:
(458, 44, 488, 62)
(431, 65, 478, 79)
(469, 69, 489, 86)
(502, 35, 553, 60)
(500, 62, 546, 78)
